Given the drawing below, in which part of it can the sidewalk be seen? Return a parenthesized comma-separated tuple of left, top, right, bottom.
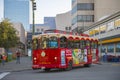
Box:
(0, 57, 32, 72)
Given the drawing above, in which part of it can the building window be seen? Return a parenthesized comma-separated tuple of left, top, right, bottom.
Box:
(94, 27, 99, 35)
(72, 16, 77, 25)
(36, 28, 40, 32)
(114, 19, 120, 29)
(41, 28, 44, 32)
(72, 0, 76, 5)
(77, 3, 94, 10)
(100, 25, 106, 34)
(116, 43, 120, 53)
(107, 44, 114, 53)
(101, 45, 106, 53)
(107, 21, 114, 31)
(77, 15, 94, 22)
(72, 5, 77, 14)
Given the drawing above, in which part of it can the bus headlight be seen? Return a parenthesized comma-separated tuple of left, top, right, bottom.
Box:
(33, 57, 37, 60)
(54, 57, 57, 60)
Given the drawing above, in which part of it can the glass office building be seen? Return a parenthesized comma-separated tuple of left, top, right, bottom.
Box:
(4, 0, 29, 31)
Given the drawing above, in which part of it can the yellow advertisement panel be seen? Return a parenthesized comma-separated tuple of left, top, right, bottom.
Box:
(72, 49, 84, 64)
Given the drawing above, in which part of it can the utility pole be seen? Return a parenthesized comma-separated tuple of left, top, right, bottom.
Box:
(30, 0, 36, 60)
(31, 0, 36, 35)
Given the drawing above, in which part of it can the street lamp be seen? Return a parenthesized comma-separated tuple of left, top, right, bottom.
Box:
(30, 0, 36, 60)
(31, 0, 36, 35)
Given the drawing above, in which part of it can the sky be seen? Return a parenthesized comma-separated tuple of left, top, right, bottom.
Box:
(0, 0, 71, 24)
(30, 0, 71, 24)
(0, 0, 4, 22)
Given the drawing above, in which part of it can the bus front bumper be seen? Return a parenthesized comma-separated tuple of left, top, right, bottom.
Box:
(32, 64, 66, 69)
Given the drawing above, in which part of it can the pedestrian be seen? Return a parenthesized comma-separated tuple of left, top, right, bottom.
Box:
(0, 54, 2, 65)
(104, 50, 107, 62)
(16, 51, 21, 64)
(1, 54, 7, 65)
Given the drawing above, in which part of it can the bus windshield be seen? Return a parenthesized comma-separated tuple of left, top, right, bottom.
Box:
(41, 37, 48, 49)
(40, 36, 58, 49)
(49, 36, 58, 48)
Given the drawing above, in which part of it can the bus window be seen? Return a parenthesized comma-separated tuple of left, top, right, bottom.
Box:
(74, 41, 80, 49)
(32, 38, 38, 50)
(41, 37, 48, 49)
(68, 40, 74, 48)
(91, 41, 98, 49)
(94, 42, 98, 48)
(60, 36, 67, 48)
(80, 40, 86, 49)
(86, 40, 90, 48)
(91, 41, 95, 49)
(37, 39, 41, 49)
(49, 36, 58, 48)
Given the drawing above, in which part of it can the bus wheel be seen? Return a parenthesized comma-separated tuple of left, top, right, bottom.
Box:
(65, 61, 73, 71)
(44, 68, 51, 71)
(84, 64, 91, 67)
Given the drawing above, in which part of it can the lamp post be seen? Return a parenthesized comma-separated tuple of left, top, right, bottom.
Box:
(30, 0, 36, 60)
(31, 0, 36, 35)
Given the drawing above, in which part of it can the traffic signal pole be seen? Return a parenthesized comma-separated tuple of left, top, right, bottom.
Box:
(31, 0, 36, 35)
(31, 0, 36, 60)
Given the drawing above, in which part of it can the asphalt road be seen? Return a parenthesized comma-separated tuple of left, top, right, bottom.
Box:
(1, 62, 120, 80)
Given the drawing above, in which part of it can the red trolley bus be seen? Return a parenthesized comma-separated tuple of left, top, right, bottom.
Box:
(32, 31, 99, 71)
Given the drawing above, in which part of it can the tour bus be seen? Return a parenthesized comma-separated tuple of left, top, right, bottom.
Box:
(32, 31, 99, 71)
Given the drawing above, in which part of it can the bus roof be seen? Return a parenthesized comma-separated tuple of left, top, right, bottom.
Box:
(32, 33, 98, 41)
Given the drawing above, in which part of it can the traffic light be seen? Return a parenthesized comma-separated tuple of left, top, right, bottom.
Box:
(33, 2, 36, 10)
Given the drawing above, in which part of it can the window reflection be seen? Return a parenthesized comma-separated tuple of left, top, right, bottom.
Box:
(107, 44, 114, 53)
(116, 43, 120, 52)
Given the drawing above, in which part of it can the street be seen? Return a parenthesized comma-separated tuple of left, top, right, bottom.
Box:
(1, 62, 120, 80)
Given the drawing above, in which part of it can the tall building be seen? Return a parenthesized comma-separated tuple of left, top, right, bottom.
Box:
(30, 17, 56, 33)
(72, 0, 94, 33)
(71, 0, 120, 33)
(94, 0, 120, 22)
(44, 17, 56, 29)
(4, 0, 30, 31)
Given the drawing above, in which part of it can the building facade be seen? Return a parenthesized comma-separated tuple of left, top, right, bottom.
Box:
(72, 0, 94, 33)
(12, 23, 26, 55)
(72, 0, 120, 33)
(30, 17, 56, 33)
(44, 17, 56, 29)
(55, 11, 71, 31)
(4, 0, 30, 31)
(84, 11, 120, 56)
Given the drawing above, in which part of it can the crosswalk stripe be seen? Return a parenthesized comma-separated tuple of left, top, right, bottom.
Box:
(0, 72, 10, 79)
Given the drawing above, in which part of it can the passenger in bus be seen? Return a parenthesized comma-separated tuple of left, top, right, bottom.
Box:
(43, 41, 47, 48)
(49, 41, 58, 48)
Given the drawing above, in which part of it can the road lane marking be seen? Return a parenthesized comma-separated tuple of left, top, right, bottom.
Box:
(0, 72, 10, 79)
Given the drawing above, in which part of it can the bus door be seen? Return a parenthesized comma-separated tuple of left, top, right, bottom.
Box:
(91, 41, 96, 62)
(86, 40, 92, 63)
(80, 39, 87, 63)
(80, 39, 92, 66)
(59, 36, 68, 67)
(91, 40, 99, 63)
(73, 39, 81, 65)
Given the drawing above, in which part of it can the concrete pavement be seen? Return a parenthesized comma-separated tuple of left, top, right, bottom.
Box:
(0, 57, 32, 72)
